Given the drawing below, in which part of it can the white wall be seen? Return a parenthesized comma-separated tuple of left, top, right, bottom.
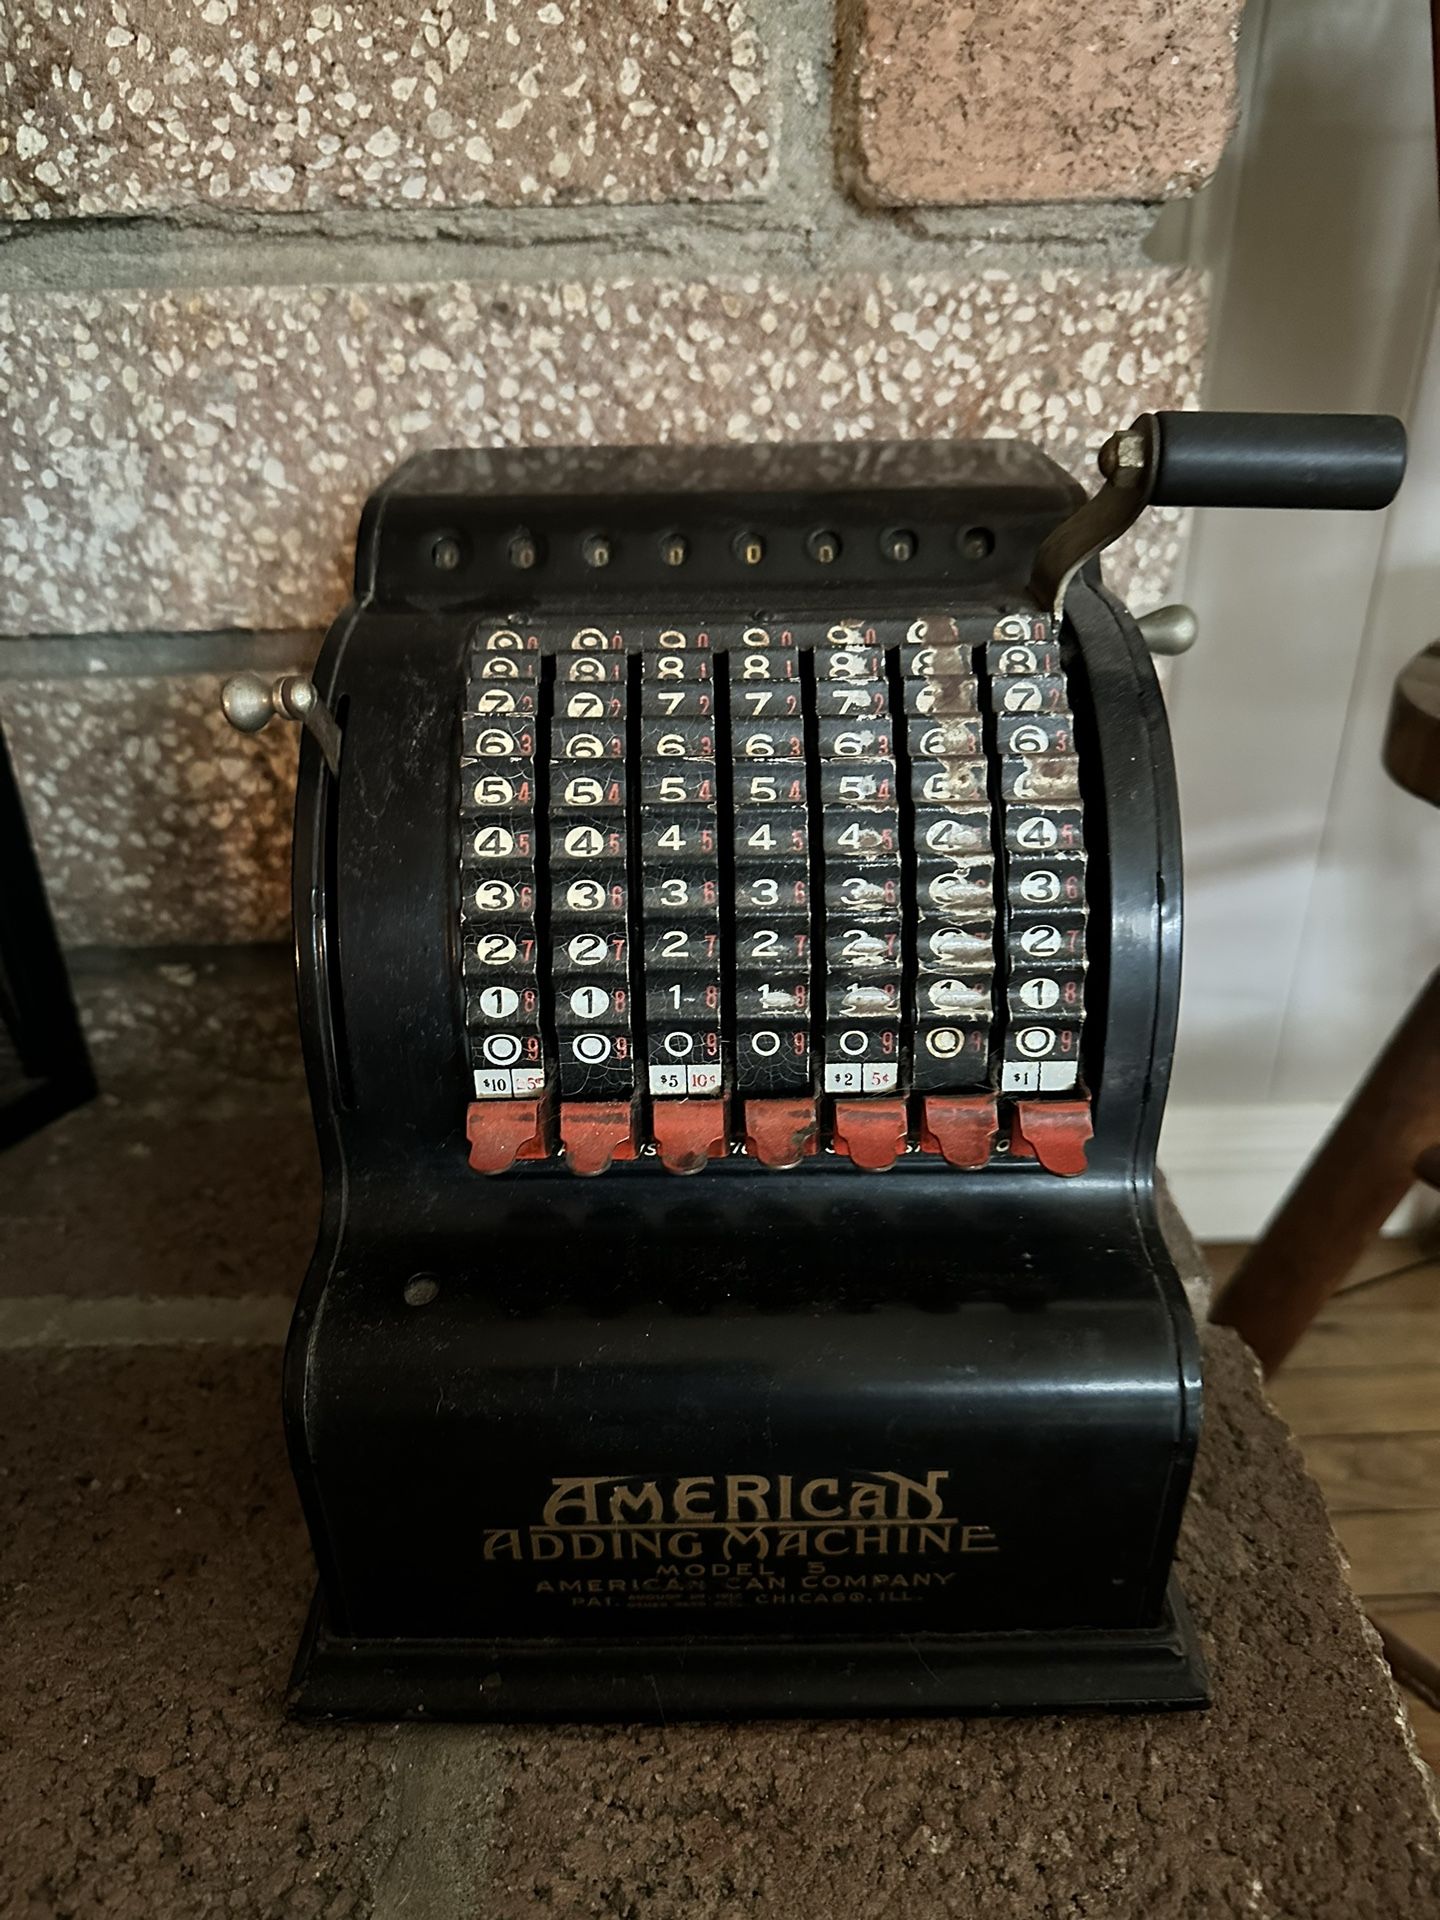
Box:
(1151, 0, 1440, 1237)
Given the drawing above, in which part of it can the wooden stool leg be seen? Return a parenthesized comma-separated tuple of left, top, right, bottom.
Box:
(1209, 968, 1440, 1374)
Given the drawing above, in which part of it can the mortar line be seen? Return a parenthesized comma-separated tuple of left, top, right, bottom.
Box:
(0, 0, 1165, 305)
(0, 628, 320, 677)
(0, 0, 1180, 296)
(0, 204, 1168, 296)
(64, 935, 293, 971)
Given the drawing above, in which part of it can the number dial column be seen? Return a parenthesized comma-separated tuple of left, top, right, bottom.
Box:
(988, 614, 1087, 1094)
(639, 628, 724, 1097)
(549, 629, 636, 1098)
(901, 615, 997, 1091)
(461, 626, 547, 1100)
(729, 627, 813, 1094)
(815, 622, 902, 1096)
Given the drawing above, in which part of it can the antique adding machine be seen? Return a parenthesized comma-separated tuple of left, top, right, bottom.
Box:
(224, 410, 1404, 1719)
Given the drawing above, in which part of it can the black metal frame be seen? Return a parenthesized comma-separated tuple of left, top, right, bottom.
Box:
(283, 443, 1205, 1719)
(292, 1583, 1204, 1721)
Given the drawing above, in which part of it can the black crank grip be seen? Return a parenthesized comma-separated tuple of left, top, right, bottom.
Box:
(1146, 411, 1406, 511)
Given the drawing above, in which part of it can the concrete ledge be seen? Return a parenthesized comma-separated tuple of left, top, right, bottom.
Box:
(0, 1090, 317, 1300)
(2, 1333, 1435, 1918)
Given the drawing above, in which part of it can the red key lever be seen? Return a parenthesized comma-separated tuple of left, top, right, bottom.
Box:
(745, 1098, 819, 1169)
(920, 1094, 999, 1169)
(466, 1098, 548, 1176)
(832, 1099, 908, 1172)
(652, 1099, 729, 1175)
(1010, 1098, 1093, 1177)
(561, 1101, 639, 1177)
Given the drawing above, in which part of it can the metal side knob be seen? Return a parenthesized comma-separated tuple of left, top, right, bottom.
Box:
(221, 672, 342, 774)
(1137, 604, 1199, 657)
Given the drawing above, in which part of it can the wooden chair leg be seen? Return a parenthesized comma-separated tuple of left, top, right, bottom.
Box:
(1372, 1618, 1440, 1714)
(1209, 968, 1440, 1374)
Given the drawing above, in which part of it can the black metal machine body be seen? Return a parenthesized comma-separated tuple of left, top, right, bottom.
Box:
(257, 415, 1404, 1720)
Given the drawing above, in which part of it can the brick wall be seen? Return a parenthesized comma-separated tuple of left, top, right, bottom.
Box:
(0, 0, 1241, 1053)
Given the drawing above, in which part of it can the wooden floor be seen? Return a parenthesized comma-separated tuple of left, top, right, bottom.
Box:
(1205, 1236, 1440, 1772)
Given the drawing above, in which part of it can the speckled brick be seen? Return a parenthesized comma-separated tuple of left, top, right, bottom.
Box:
(845, 0, 1243, 206)
(0, 270, 1204, 637)
(0, 671, 302, 945)
(0, 0, 770, 217)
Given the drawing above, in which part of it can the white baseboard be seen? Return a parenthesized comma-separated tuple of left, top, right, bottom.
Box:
(1158, 1102, 1432, 1243)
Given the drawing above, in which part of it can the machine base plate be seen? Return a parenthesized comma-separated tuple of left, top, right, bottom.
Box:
(287, 1582, 1208, 1721)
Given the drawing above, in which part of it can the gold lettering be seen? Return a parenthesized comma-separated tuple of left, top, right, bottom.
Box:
(848, 1482, 889, 1519)
(541, 1478, 605, 1527)
(608, 1482, 663, 1524)
(672, 1477, 715, 1521)
(874, 1470, 950, 1519)
(532, 1468, 961, 1554)
(481, 1529, 523, 1560)
(960, 1524, 999, 1553)
(813, 1528, 849, 1555)
(722, 1526, 770, 1560)
(727, 1475, 771, 1520)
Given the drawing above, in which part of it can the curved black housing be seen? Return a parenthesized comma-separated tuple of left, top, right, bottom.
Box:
(284, 442, 1205, 1720)
(1148, 410, 1406, 511)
